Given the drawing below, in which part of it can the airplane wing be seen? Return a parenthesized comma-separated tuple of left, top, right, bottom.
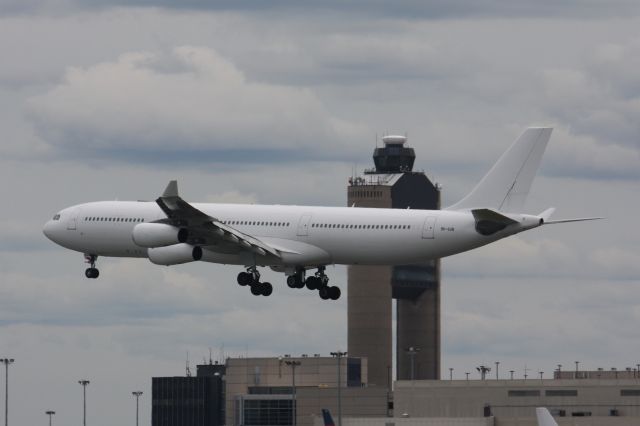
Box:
(155, 180, 281, 258)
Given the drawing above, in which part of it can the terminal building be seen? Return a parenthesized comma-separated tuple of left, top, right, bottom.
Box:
(347, 134, 441, 384)
(153, 358, 640, 426)
(152, 363, 226, 426)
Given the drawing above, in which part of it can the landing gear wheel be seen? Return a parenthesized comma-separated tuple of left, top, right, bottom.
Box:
(319, 286, 331, 300)
(306, 276, 320, 290)
(261, 282, 273, 296)
(84, 254, 99, 278)
(287, 276, 297, 289)
(237, 272, 252, 286)
(329, 286, 341, 300)
(250, 283, 263, 296)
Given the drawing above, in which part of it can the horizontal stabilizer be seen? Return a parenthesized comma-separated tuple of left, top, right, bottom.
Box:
(472, 208, 518, 236)
(472, 208, 518, 225)
(544, 217, 604, 225)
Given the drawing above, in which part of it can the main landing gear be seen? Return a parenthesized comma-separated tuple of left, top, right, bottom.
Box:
(84, 254, 99, 279)
(287, 266, 341, 300)
(237, 267, 273, 297)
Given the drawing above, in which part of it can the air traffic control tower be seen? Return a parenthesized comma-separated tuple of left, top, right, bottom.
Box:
(347, 135, 441, 386)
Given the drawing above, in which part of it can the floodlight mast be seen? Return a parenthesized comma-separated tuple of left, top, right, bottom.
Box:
(284, 360, 301, 426)
(405, 347, 420, 380)
(1, 359, 14, 426)
(78, 380, 90, 426)
(45, 411, 55, 426)
(132, 391, 143, 426)
(331, 351, 347, 426)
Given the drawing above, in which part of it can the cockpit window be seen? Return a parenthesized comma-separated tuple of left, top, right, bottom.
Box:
(53, 214, 61, 221)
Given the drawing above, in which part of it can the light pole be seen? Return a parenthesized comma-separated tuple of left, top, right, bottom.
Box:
(132, 391, 143, 426)
(405, 347, 420, 380)
(557, 364, 562, 379)
(45, 411, 55, 426)
(331, 351, 347, 426)
(285, 360, 301, 426)
(78, 380, 90, 426)
(495, 362, 500, 380)
(449, 368, 453, 381)
(1, 358, 14, 426)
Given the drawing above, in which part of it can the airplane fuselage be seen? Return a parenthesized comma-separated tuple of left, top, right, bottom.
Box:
(44, 201, 540, 268)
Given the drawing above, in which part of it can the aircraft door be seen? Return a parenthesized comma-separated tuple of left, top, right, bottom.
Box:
(296, 214, 312, 237)
(421, 216, 437, 239)
(66, 214, 77, 230)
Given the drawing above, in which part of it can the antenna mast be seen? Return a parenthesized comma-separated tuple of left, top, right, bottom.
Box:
(186, 352, 192, 377)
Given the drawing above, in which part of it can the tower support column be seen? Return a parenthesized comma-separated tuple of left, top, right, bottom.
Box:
(347, 265, 392, 387)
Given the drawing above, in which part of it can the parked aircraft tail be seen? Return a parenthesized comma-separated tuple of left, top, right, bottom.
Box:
(536, 407, 558, 426)
(321, 409, 336, 426)
(447, 127, 552, 213)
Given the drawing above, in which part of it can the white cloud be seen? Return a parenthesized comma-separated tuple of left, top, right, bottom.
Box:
(26, 46, 368, 161)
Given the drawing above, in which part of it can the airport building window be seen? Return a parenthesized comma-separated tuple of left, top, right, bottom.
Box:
(621, 389, 640, 396)
(508, 390, 541, 397)
(243, 399, 292, 426)
(546, 390, 578, 397)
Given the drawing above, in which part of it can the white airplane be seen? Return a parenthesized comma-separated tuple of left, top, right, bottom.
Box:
(536, 407, 558, 426)
(43, 127, 599, 300)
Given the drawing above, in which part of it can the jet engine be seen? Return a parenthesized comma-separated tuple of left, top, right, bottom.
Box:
(132, 223, 188, 248)
(147, 243, 203, 265)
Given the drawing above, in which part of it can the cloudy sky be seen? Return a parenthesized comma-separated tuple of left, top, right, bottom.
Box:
(1, 0, 639, 424)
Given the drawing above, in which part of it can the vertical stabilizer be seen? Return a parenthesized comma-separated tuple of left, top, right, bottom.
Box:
(321, 409, 336, 426)
(536, 407, 558, 426)
(447, 127, 552, 213)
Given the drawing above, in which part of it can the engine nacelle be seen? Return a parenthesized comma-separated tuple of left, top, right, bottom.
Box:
(132, 223, 188, 248)
(147, 243, 203, 266)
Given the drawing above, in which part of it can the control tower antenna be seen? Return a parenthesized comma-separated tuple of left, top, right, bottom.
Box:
(186, 352, 192, 377)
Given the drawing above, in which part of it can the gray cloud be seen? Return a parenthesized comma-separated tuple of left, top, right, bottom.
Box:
(26, 46, 369, 163)
(4, 0, 640, 19)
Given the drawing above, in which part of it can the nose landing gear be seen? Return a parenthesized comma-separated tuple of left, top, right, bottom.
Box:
(84, 254, 99, 279)
(237, 267, 272, 297)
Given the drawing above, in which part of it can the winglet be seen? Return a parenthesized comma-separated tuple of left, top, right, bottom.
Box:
(162, 180, 179, 198)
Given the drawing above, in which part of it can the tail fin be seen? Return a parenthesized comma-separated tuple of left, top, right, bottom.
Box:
(536, 408, 558, 426)
(321, 409, 336, 426)
(447, 127, 552, 213)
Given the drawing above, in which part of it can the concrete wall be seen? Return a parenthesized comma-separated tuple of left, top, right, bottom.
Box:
(225, 356, 367, 426)
(299, 387, 389, 426)
(394, 379, 640, 419)
(313, 417, 493, 426)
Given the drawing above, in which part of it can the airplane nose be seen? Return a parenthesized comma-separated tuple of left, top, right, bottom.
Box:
(43, 220, 56, 241)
